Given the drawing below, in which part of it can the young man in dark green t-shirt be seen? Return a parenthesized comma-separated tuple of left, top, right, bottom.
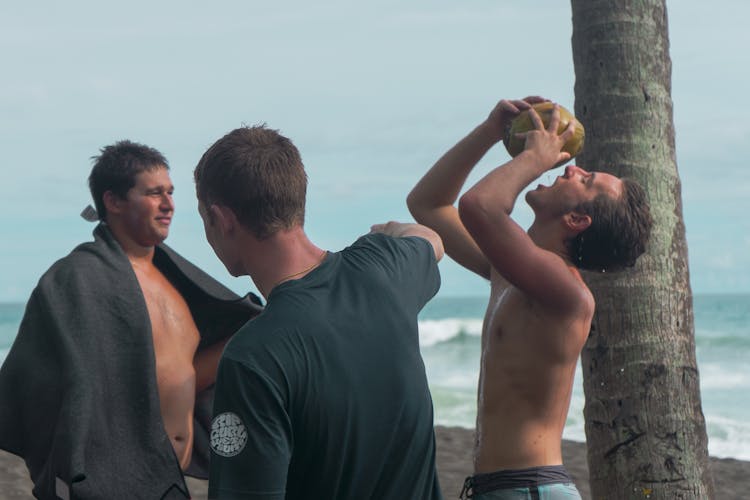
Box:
(194, 125, 445, 500)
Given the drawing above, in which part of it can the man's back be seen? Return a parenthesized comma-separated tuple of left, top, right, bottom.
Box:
(474, 270, 593, 472)
(208, 233, 443, 500)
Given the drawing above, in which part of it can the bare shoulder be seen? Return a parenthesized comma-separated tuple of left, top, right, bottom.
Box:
(562, 266, 596, 318)
(532, 255, 596, 320)
(488, 245, 594, 320)
(520, 264, 595, 328)
(572, 265, 594, 299)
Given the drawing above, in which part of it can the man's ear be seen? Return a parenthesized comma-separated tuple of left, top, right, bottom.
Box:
(102, 191, 123, 215)
(565, 211, 592, 234)
(210, 204, 239, 237)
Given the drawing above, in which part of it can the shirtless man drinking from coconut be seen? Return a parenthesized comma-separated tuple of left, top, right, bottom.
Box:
(408, 96, 652, 499)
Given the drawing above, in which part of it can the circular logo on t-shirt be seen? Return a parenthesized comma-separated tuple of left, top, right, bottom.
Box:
(210, 412, 248, 457)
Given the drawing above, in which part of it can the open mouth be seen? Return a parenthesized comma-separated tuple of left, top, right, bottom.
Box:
(550, 175, 565, 187)
(537, 177, 560, 189)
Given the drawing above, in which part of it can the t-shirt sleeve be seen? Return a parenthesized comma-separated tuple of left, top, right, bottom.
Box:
(208, 356, 291, 500)
(353, 233, 441, 310)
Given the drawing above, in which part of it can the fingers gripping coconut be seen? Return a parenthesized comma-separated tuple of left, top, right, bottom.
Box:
(503, 101, 585, 158)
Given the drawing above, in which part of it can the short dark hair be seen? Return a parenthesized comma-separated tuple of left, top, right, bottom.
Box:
(194, 125, 307, 240)
(568, 178, 652, 272)
(88, 140, 169, 221)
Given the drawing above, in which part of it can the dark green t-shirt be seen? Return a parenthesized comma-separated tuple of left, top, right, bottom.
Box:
(208, 233, 442, 500)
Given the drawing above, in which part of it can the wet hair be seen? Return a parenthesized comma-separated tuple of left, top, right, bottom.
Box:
(88, 140, 169, 221)
(567, 178, 652, 272)
(194, 124, 307, 240)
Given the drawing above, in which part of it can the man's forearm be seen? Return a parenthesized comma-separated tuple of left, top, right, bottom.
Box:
(408, 120, 501, 214)
(461, 150, 549, 216)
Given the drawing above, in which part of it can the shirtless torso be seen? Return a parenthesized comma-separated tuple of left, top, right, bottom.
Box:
(98, 162, 232, 471)
(408, 98, 620, 480)
(474, 268, 593, 472)
(133, 262, 200, 470)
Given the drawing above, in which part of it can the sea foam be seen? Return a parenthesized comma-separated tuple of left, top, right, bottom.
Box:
(700, 363, 749, 390)
(705, 414, 750, 460)
(417, 318, 482, 347)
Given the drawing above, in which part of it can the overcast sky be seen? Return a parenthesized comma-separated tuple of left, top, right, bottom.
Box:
(1, 1, 747, 301)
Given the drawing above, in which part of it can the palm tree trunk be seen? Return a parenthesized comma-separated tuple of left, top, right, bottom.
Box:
(570, 1, 715, 498)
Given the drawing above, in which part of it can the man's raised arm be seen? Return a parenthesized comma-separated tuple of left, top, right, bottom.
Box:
(407, 97, 547, 279)
(458, 104, 586, 311)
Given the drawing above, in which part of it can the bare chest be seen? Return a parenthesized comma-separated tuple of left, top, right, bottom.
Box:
(484, 281, 588, 363)
(132, 266, 201, 364)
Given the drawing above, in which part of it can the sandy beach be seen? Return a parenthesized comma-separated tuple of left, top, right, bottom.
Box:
(1, 426, 745, 499)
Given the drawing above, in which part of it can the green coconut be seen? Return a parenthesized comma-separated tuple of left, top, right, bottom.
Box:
(503, 102, 585, 159)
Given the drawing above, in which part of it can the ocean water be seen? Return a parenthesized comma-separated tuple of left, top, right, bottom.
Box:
(1, 295, 748, 460)
(417, 294, 750, 461)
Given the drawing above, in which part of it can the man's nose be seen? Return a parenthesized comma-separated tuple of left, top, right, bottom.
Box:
(565, 165, 587, 178)
(161, 193, 174, 210)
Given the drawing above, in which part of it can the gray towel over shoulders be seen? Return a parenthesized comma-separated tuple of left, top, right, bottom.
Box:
(0, 224, 263, 500)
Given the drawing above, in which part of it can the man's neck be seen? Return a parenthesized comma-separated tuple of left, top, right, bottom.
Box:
(127, 251, 157, 273)
(242, 227, 324, 299)
(527, 221, 574, 267)
(105, 221, 160, 265)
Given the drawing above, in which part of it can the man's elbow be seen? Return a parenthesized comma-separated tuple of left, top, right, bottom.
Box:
(458, 190, 482, 233)
(458, 190, 493, 240)
(406, 189, 423, 222)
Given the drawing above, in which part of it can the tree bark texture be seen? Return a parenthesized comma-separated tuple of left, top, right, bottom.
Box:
(570, 1, 715, 498)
